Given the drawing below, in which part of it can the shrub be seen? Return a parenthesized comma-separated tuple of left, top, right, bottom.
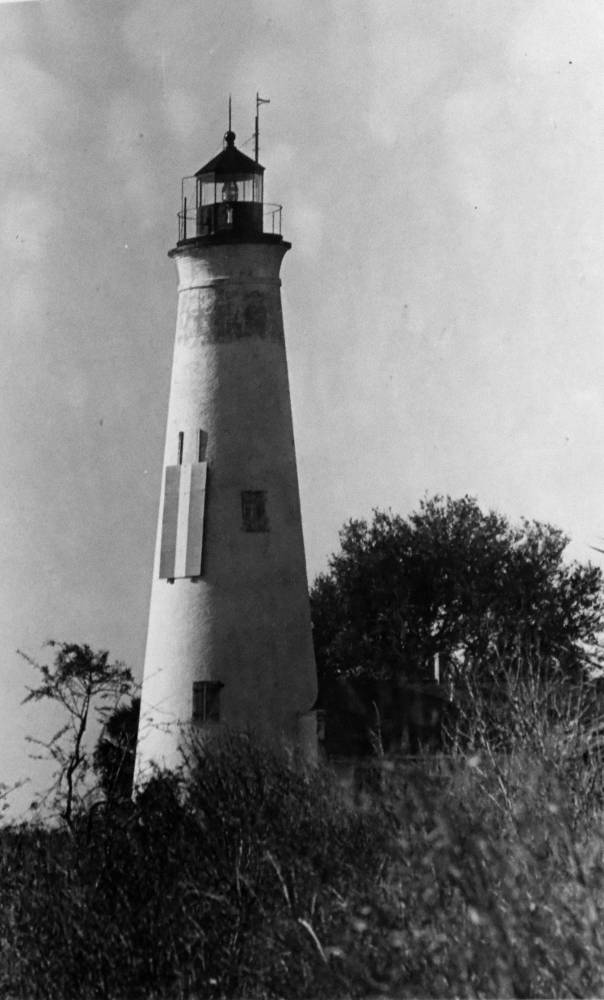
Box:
(2, 722, 604, 998)
(0, 736, 387, 999)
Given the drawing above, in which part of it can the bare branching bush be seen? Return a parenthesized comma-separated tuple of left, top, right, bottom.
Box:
(0, 736, 389, 1000)
(3, 664, 604, 998)
(21, 642, 134, 827)
(365, 657, 604, 998)
(449, 653, 604, 830)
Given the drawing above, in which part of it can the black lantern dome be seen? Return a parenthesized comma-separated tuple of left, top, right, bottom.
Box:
(177, 130, 283, 245)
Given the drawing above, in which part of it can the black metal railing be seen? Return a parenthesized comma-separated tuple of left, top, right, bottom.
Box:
(177, 202, 282, 243)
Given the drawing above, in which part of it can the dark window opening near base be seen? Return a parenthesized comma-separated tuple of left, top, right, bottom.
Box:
(241, 490, 269, 532)
(192, 681, 223, 723)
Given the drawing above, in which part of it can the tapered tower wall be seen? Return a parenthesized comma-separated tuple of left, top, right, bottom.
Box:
(135, 239, 317, 777)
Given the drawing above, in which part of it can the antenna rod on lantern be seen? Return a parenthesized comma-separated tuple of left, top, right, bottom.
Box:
(255, 92, 270, 162)
(228, 94, 232, 132)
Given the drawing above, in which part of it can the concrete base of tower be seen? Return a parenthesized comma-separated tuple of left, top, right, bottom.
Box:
(133, 710, 318, 786)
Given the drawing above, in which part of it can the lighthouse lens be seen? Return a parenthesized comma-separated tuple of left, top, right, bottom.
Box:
(222, 180, 239, 203)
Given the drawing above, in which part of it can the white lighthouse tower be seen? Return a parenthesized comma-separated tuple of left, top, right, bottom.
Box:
(135, 114, 318, 778)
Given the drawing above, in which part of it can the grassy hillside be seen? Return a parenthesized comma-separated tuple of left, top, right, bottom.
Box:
(1, 729, 604, 999)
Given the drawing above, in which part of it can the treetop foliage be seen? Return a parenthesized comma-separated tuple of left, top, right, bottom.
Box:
(92, 696, 140, 802)
(311, 495, 604, 687)
(22, 642, 133, 713)
(21, 642, 134, 825)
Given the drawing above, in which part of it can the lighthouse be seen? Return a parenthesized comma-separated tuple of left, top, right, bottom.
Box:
(134, 114, 318, 778)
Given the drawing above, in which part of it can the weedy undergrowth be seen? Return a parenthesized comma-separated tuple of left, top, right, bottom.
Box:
(1, 697, 604, 999)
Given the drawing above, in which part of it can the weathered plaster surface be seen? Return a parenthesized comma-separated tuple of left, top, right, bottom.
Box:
(135, 241, 317, 778)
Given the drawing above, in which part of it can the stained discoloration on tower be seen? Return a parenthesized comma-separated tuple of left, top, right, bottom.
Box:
(135, 128, 318, 777)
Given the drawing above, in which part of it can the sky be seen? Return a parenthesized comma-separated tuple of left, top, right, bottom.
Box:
(2, 0, 604, 813)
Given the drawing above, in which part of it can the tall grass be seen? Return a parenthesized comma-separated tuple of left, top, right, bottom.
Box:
(2, 687, 604, 998)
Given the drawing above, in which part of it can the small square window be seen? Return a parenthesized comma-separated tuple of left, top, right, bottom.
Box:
(192, 681, 223, 723)
(241, 490, 269, 532)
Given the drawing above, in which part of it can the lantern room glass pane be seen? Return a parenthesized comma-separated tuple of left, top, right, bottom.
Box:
(198, 173, 263, 208)
(199, 178, 216, 207)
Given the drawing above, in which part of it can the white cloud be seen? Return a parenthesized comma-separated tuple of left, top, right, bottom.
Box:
(3, 271, 46, 334)
(0, 190, 57, 264)
(442, 85, 506, 212)
(508, 1, 604, 77)
(164, 89, 200, 144)
(287, 198, 323, 258)
(0, 55, 70, 169)
(365, 8, 448, 147)
(105, 94, 162, 231)
(122, 0, 236, 76)
(263, 141, 295, 201)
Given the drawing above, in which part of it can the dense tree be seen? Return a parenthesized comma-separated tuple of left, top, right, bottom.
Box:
(311, 496, 604, 693)
(93, 697, 140, 802)
(22, 642, 133, 826)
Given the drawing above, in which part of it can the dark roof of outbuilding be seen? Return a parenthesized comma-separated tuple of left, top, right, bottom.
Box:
(195, 131, 264, 177)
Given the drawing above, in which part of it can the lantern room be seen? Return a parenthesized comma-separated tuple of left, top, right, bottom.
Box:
(177, 130, 282, 244)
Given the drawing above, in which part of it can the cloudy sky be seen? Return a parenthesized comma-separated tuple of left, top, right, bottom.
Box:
(2, 0, 604, 811)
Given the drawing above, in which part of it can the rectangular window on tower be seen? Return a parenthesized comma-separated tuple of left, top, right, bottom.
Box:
(241, 490, 269, 532)
(192, 681, 223, 723)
